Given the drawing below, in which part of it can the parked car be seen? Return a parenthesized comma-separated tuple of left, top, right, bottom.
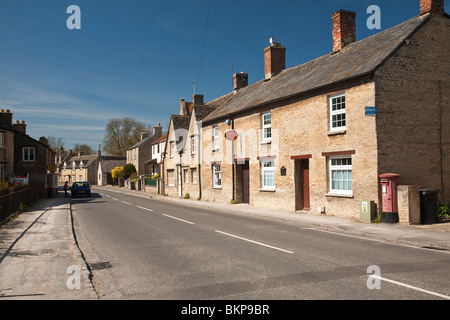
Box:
(71, 182, 91, 197)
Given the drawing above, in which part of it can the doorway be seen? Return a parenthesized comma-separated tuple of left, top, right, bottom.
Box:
(295, 159, 310, 211)
(237, 161, 250, 203)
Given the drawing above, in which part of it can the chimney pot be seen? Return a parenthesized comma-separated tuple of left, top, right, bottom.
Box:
(332, 10, 356, 53)
(420, 0, 444, 15)
(264, 39, 286, 80)
(0, 109, 13, 126)
(13, 120, 27, 135)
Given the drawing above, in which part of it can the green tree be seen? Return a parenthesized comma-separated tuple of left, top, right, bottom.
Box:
(120, 163, 137, 180)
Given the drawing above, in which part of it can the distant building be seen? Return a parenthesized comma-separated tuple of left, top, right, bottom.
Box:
(126, 124, 163, 177)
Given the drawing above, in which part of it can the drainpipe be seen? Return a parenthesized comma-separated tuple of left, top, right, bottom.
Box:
(232, 119, 235, 202)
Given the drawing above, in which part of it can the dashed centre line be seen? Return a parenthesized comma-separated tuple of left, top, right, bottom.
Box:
(162, 214, 195, 225)
(121, 201, 132, 205)
(215, 230, 294, 254)
(371, 275, 450, 300)
(136, 206, 153, 212)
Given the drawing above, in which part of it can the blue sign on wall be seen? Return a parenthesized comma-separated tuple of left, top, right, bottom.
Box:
(365, 107, 376, 116)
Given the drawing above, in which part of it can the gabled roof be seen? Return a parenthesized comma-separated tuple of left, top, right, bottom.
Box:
(172, 114, 190, 131)
(99, 157, 126, 173)
(67, 154, 97, 167)
(203, 14, 431, 124)
(192, 105, 218, 121)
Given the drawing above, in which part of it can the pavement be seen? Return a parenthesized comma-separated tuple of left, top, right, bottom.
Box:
(0, 186, 448, 300)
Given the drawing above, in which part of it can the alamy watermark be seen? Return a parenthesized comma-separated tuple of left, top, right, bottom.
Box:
(366, 265, 381, 290)
(66, 265, 81, 290)
(367, 5, 381, 30)
(67, 5, 81, 30)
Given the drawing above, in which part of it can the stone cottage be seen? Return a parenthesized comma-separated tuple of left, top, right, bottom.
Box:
(196, 0, 449, 222)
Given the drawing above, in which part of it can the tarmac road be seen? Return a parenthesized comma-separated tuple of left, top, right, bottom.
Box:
(71, 186, 450, 300)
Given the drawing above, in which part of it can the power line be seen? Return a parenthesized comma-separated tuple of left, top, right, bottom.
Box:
(195, 0, 213, 92)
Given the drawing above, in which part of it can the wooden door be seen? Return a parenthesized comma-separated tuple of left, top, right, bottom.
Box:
(301, 159, 310, 210)
(295, 159, 310, 211)
(242, 162, 249, 203)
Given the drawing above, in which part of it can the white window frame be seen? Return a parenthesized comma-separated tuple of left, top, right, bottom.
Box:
(213, 126, 219, 151)
(329, 93, 346, 132)
(191, 135, 196, 155)
(191, 168, 198, 184)
(213, 164, 221, 188)
(167, 170, 175, 186)
(22, 147, 36, 162)
(262, 112, 272, 142)
(184, 169, 189, 184)
(260, 159, 275, 190)
(329, 156, 352, 195)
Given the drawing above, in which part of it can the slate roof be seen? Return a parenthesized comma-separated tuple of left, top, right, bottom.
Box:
(202, 14, 431, 124)
(99, 157, 126, 173)
(172, 114, 190, 131)
(192, 105, 218, 121)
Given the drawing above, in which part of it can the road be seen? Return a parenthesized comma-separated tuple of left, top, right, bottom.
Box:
(71, 187, 450, 300)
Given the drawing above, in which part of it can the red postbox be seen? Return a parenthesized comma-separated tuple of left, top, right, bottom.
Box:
(379, 173, 400, 223)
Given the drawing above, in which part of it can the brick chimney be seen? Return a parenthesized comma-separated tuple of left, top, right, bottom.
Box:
(420, 0, 444, 15)
(233, 72, 248, 91)
(332, 10, 356, 53)
(264, 38, 286, 80)
(14, 120, 26, 135)
(0, 109, 13, 126)
(193, 94, 204, 106)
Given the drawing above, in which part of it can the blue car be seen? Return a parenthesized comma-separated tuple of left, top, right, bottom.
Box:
(71, 182, 91, 197)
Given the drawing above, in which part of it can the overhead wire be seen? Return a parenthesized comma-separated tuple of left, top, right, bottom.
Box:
(194, 0, 213, 93)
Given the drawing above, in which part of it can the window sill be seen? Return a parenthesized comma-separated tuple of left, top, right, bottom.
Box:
(260, 140, 272, 145)
(260, 188, 276, 192)
(327, 129, 346, 136)
(325, 192, 353, 198)
(212, 186, 222, 190)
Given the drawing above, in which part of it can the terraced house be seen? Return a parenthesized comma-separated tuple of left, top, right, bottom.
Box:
(165, 0, 450, 223)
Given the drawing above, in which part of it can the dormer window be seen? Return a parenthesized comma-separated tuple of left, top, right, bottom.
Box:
(80, 161, 84, 169)
(72, 162, 76, 170)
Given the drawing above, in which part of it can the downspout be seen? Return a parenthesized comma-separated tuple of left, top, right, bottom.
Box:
(232, 119, 235, 202)
(438, 80, 445, 201)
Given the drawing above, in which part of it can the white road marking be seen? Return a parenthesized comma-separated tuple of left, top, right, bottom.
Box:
(137, 206, 153, 212)
(121, 201, 132, 205)
(163, 214, 194, 225)
(304, 228, 450, 254)
(371, 275, 450, 300)
(105, 195, 111, 198)
(215, 230, 294, 254)
(112, 198, 119, 201)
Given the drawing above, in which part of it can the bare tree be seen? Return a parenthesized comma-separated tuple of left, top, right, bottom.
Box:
(73, 143, 94, 155)
(47, 136, 65, 153)
(103, 117, 149, 156)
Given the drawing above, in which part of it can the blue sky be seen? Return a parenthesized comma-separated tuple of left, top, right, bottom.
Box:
(0, 0, 448, 152)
